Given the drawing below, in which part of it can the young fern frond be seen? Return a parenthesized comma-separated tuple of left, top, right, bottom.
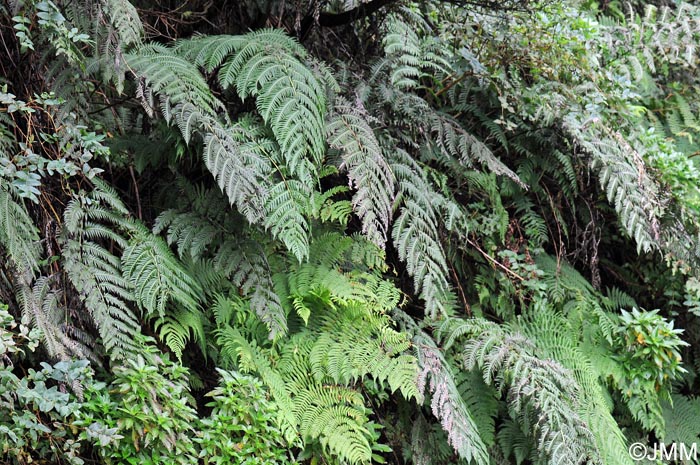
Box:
(216, 325, 298, 440)
(153, 305, 206, 360)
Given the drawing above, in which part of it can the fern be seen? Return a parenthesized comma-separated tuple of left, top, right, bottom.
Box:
(326, 101, 395, 248)
(127, 55, 268, 223)
(102, 0, 142, 48)
(61, 182, 141, 360)
(463, 320, 601, 465)
(412, 329, 490, 464)
(0, 185, 41, 275)
(517, 303, 632, 465)
(264, 179, 310, 262)
(176, 30, 329, 184)
(127, 45, 221, 113)
(217, 235, 419, 464)
(564, 117, 661, 254)
(662, 394, 700, 447)
(380, 12, 451, 90)
(121, 223, 203, 318)
(154, 182, 287, 337)
(390, 148, 455, 318)
(16, 275, 93, 361)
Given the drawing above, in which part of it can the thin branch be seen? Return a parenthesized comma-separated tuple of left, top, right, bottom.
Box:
(299, 0, 396, 39)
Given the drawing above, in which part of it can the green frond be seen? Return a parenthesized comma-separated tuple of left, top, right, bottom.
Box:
(122, 225, 203, 318)
(518, 303, 632, 465)
(102, 0, 142, 49)
(411, 328, 490, 464)
(464, 321, 601, 465)
(326, 102, 395, 248)
(264, 179, 310, 263)
(216, 325, 298, 440)
(390, 149, 455, 318)
(128, 46, 221, 114)
(381, 13, 451, 90)
(564, 119, 660, 254)
(153, 306, 206, 360)
(0, 185, 42, 274)
(662, 394, 700, 445)
(61, 184, 140, 361)
(177, 30, 327, 182)
(201, 117, 269, 222)
(16, 275, 93, 361)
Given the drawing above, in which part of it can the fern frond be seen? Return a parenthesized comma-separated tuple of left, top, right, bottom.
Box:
(264, 179, 310, 262)
(177, 30, 327, 182)
(390, 149, 455, 318)
(153, 305, 205, 360)
(518, 303, 632, 465)
(0, 185, 41, 275)
(102, 0, 142, 48)
(61, 183, 140, 361)
(121, 224, 203, 318)
(412, 328, 490, 464)
(464, 323, 600, 465)
(16, 275, 92, 361)
(662, 394, 700, 445)
(326, 101, 395, 248)
(380, 13, 451, 90)
(216, 325, 297, 439)
(127, 46, 221, 113)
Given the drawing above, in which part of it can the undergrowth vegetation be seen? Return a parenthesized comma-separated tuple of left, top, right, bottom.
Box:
(2, 0, 700, 464)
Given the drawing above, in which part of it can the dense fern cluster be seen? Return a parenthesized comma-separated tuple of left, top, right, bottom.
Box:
(3, 0, 700, 464)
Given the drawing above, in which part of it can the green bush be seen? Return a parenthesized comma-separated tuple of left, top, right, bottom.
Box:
(0, 303, 89, 465)
(196, 369, 292, 465)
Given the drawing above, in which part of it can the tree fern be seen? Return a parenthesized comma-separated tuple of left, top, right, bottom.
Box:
(662, 394, 700, 448)
(264, 179, 310, 262)
(217, 235, 419, 464)
(564, 117, 661, 254)
(127, 54, 268, 223)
